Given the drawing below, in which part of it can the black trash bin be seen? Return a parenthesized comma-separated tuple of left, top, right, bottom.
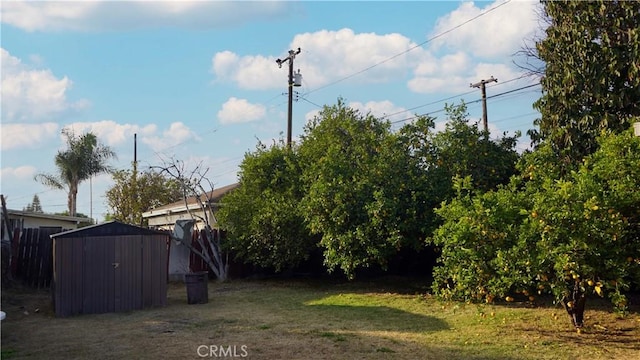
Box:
(184, 271, 209, 304)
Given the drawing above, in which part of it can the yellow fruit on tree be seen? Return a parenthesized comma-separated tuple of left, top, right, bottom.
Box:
(595, 285, 602, 296)
(505, 296, 514, 302)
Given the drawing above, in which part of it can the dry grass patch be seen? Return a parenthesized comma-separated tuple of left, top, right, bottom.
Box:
(1, 278, 639, 359)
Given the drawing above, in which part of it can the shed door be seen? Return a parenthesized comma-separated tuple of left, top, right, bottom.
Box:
(113, 236, 143, 312)
(82, 237, 115, 314)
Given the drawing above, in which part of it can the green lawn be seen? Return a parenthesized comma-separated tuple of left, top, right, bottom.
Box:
(1, 277, 639, 359)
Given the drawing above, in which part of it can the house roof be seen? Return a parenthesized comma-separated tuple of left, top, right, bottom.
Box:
(6, 209, 91, 224)
(142, 182, 239, 218)
(51, 220, 167, 238)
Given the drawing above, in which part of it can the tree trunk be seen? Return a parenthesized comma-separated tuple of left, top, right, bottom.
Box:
(562, 280, 586, 328)
(69, 182, 78, 217)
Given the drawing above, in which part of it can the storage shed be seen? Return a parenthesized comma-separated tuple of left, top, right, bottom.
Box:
(51, 221, 169, 317)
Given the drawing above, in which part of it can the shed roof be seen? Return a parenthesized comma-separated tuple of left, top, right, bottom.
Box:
(51, 220, 167, 239)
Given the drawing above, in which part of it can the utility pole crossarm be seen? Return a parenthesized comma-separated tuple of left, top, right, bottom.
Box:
(470, 76, 498, 136)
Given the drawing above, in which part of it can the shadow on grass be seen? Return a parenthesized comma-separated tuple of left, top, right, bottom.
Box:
(303, 304, 525, 360)
(305, 303, 449, 333)
(524, 327, 640, 353)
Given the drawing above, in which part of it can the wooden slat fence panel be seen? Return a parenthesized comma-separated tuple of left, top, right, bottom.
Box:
(11, 227, 65, 288)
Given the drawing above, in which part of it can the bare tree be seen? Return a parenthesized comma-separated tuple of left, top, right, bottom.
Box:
(512, 2, 550, 79)
(153, 158, 228, 281)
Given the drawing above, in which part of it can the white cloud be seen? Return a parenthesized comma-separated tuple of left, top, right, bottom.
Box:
(292, 29, 422, 85)
(429, 0, 539, 59)
(211, 51, 239, 80)
(212, 51, 290, 91)
(217, 98, 266, 125)
(305, 109, 322, 125)
(61, 120, 197, 153)
(408, 60, 521, 94)
(0, 1, 292, 32)
(404, 0, 540, 95)
(349, 100, 408, 123)
(212, 28, 426, 90)
(142, 122, 199, 152)
(0, 165, 38, 180)
(63, 121, 157, 147)
(1, 48, 88, 122)
(0, 122, 59, 150)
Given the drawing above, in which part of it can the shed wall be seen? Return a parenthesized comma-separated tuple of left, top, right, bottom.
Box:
(54, 234, 167, 317)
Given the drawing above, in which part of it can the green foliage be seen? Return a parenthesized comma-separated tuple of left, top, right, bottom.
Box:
(430, 103, 520, 195)
(216, 100, 519, 279)
(105, 166, 182, 225)
(297, 100, 519, 278)
(299, 100, 418, 277)
(432, 130, 640, 316)
(218, 140, 315, 272)
(532, 0, 640, 163)
(432, 175, 531, 303)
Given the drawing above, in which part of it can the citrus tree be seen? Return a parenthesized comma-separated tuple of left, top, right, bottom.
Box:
(218, 140, 316, 272)
(298, 100, 416, 278)
(432, 129, 640, 328)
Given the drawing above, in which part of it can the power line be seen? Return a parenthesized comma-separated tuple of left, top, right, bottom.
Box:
(304, 0, 512, 96)
(299, 96, 324, 109)
(490, 112, 539, 125)
(303, 74, 536, 125)
(390, 82, 540, 126)
(486, 83, 539, 100)
(380, 77, 538, 123)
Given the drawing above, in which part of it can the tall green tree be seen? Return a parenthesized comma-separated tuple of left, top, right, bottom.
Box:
(35, 129, 116, 216)
(218, 140, 315, 272)
(531, 0, 640, 164)
(105, 166, 182, 225)
(23, 194, 43, 213)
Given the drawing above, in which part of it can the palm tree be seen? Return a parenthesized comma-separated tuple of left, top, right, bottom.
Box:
(35, 129, 116, 216)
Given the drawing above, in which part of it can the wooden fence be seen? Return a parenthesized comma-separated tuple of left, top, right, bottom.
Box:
(10, 227, 66, 288)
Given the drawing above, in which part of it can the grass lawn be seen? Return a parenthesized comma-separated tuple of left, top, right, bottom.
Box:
(1, 277, 639, 359)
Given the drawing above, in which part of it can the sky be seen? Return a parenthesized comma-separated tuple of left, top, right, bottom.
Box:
(1, 0, 544, 222)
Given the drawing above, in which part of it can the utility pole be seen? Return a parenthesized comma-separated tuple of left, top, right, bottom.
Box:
(276, 48, 302, 147)
(470, 76, 497, 136)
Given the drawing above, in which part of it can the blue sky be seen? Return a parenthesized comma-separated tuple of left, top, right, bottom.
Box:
(1, 0, 543, 222)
